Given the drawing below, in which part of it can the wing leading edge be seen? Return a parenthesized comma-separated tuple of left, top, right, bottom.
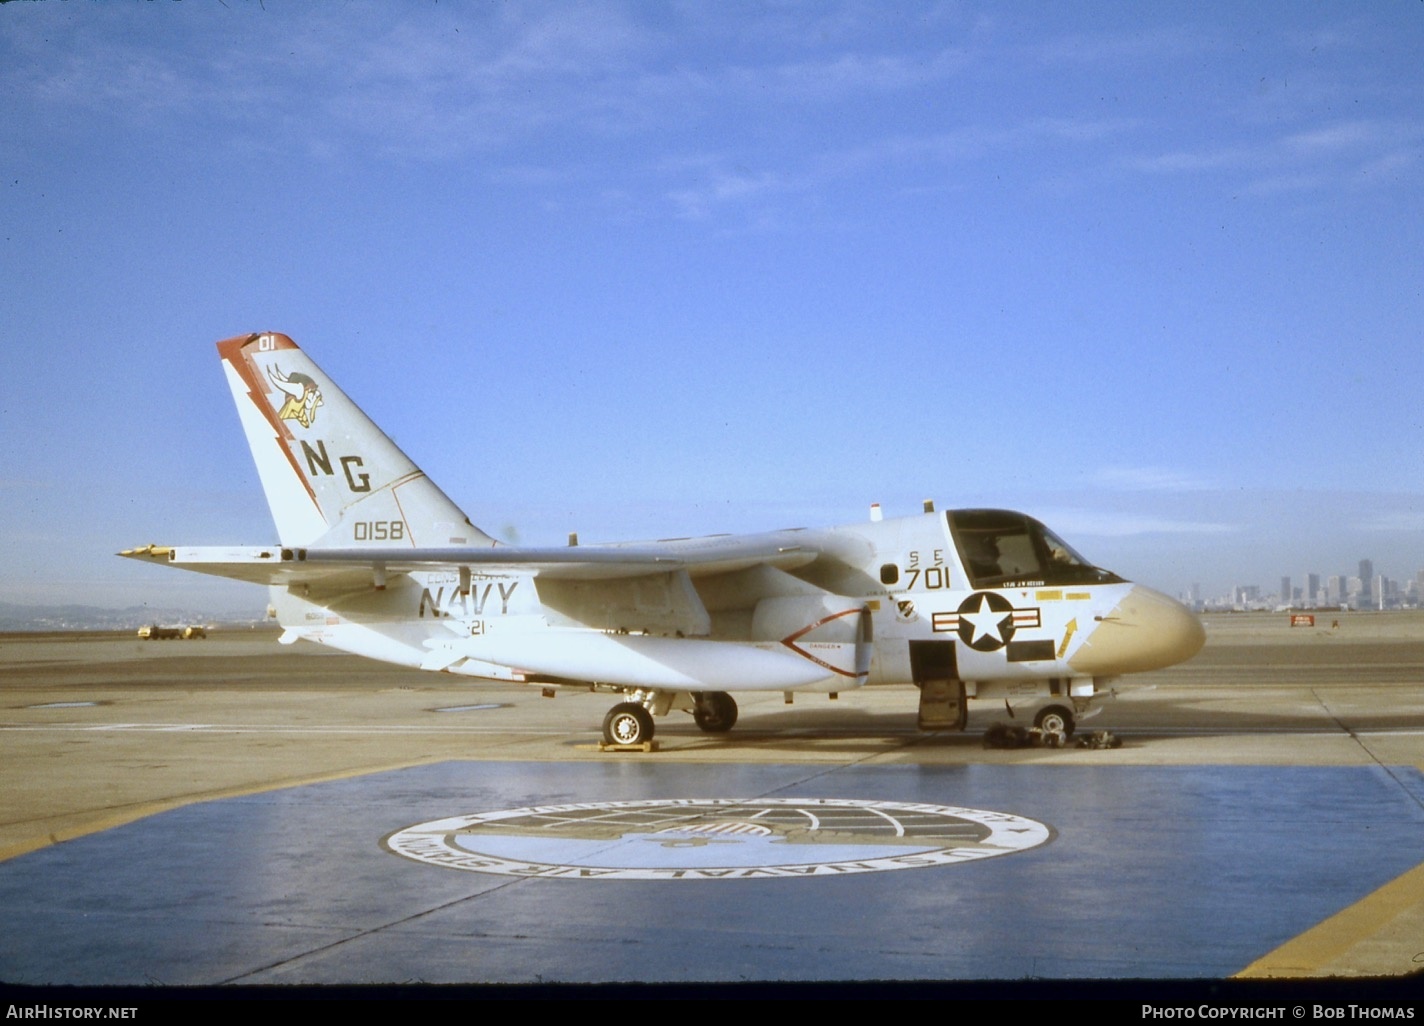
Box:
(119, 534, 817, 586)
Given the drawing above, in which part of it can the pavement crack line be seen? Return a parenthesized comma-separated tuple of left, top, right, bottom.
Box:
(1310, 687, 1424, 815)
(220, 875, 537, 984)
(748, 730, 942, 796)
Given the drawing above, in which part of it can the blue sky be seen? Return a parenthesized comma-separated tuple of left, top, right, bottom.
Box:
(3, 1, 1422, 612)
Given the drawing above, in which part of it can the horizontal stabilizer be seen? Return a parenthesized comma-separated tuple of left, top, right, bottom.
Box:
(118, 544, 369, 587)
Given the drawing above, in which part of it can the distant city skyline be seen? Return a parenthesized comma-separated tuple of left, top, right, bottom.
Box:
(1188, 557, 1424, 611)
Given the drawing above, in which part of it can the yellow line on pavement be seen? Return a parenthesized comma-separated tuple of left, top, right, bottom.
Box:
(0, 757, 454, 864)
(1235, 859, 1424, 978)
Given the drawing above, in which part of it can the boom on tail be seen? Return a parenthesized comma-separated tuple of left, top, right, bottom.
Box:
(123, 332, 1205, 748)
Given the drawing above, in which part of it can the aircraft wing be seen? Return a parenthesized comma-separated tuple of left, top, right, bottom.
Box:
(119, 534, 818, 586)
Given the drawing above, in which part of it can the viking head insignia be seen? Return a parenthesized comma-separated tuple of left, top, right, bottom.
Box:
(267, 363, 323, 428)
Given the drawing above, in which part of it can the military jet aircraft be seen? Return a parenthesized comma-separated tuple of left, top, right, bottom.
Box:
(123, 333, 1205, 746)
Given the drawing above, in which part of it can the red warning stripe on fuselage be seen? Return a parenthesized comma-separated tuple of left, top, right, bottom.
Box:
(779, 607, 865, 679)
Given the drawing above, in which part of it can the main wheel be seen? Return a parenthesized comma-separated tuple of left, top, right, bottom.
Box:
(692, 691, 738, 733)
(602, 702, 655, 746)
(1034, 705, 1075, 737)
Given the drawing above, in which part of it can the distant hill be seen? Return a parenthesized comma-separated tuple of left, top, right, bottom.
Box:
(0, 601, 266, 632)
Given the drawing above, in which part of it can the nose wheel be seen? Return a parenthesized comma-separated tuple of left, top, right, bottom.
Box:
(602, 702, 655, 746)
(1034, 705, 1076, 738)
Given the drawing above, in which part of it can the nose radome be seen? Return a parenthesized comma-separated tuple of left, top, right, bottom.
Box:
(1068, 585, 1206, 675)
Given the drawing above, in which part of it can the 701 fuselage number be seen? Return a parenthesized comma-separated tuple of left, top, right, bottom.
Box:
(903, 549, 951, 590)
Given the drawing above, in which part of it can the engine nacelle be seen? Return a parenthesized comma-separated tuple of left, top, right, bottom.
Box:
(752, 594, 871, 689)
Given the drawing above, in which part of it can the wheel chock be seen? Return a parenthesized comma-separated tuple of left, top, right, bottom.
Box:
(598, 740, 659, 753)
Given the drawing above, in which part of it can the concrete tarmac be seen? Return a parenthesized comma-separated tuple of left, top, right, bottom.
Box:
(2, 613, 1424, 984)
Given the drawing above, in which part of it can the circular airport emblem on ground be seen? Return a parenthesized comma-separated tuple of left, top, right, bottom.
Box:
(383, 798, 1052, 880)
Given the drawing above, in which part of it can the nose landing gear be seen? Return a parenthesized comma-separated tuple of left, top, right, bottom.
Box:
(1033, 705, 1076, 738)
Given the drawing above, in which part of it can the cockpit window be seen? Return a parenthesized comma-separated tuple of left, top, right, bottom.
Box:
(946, 509, 1123, 588)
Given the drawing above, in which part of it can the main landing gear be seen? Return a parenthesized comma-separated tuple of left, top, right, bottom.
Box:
(692, 691, 738, 732)
(598, 690, 740, 746)
(602, 702, 654, 746)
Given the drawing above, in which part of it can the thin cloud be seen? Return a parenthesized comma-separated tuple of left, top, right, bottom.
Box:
(1130, 108, 1423, 197)
(1024, 26, 1212, 67)
(1038, 508, 1236, 538)
(1360, 511, 1424, 532)
(667, 169, 786, 220)
(658, 114, 1138, 220)
(729, 47, 970, 102)
(1283, 120, 1390, 154)
(1131, 146, 1258, 174)
(1090, 467, 1215, 492)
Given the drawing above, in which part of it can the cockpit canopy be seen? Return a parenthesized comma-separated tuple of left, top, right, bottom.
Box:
(946, 509, 1124, 589)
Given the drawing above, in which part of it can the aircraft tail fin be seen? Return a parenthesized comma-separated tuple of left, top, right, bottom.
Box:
(216, 332, 497, 550)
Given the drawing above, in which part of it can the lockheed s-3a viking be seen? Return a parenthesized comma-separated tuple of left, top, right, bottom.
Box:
(123, 333, 1205, 746)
